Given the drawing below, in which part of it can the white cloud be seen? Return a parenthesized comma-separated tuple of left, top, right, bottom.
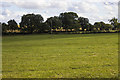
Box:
(2, 0, 119, 2)
(0, 2, 12, 8)
(12, 0, 49, 9)
(1, 9, 28, 23)
(2, 9, 11, 16)
(84, 0, 118, 2)
(104, 5, 113, 11)
(0, 0, 118, 24)
(75, 2, 99, 13)
(49, 1, 68, 11)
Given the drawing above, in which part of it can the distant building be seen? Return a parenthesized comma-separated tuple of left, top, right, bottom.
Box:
(118, 1, 120, 23)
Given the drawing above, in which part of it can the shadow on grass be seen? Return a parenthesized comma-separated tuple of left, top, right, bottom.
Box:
(2, 33, 118, 43)
(1, 77, 119, 80)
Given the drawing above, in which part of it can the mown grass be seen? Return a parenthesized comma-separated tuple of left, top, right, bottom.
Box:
(2, 33, 118, 78)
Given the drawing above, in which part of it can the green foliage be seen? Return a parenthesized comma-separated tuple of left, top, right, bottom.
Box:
(109, 17, 118, 30)
(2, 23, 8, 33)
(72, 23, 81, 31)
(7, 19, 18, 32)
(37, 23, 50, 33)
(59, 12, 78, 30)
(117, 23, 120, 31)
(94, 22, 101, 31)
(104, 24, 113, 31)
(94, 21, 112, 32)
(78, 17, 89, 31)
(46, 16, 62, 29)
(20, 13, 44, 33)
(88, 23, 94, 31)
(1, 12, 120, 34)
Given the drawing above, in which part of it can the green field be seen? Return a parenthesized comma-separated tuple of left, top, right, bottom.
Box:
(2, 33, 118, 78)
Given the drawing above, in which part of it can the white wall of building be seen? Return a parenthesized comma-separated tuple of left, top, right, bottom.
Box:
(118, 1, 120, 23)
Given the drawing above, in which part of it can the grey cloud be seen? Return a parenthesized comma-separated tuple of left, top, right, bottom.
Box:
(2, 11, 7, 16)
(103, 2, 118, 5)
(0, 0, 118, 24)
(14, 2, 41, 9)
(2, 9, 10, 16)
(67, 2, 99, 13)
(4, 0, 98, 14)
(0, 2, 12, 7)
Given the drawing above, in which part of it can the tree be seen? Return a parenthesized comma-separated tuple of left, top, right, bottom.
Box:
(94, 22, 103, 32)
(37, 22, 50, 33)
(2, 22, 8, 34)
(109, 17, 118, 30)
(99, 21, 106, 30)
(88, 23, 94, 31)
(78, 17, 89, 31)
(7, 19, 18, 33)
(117, 23, 120, 31)
(46, 16, 62, 29)
(59, 12, 78, 31)
(0, 22, 1, 30)
(0, 22, 1, 35)
(46, 16, 62, 33)
(20, 13, 44, 33)
(72, 23, 81, 32)
(94, 21, 108, 32)
(104, 24, 113, 31)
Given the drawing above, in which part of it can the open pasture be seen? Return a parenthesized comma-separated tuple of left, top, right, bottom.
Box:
(2, 33, 118, 78)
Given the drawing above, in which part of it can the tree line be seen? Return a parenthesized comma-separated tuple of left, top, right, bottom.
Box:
(1, 12, 120, 35)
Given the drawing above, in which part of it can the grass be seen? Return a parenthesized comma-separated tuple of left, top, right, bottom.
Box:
(2, 33, 118, 78)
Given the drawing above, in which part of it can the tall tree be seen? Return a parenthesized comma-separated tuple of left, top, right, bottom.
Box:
(94, 22, 113, 32)
(46, 16, 62, 33)
(99, 21, 106, 30)
(7, 19, 18, 33)
(72, 23, 81, 32)
(0, 22, 1, 35)
(104, 24, 113, 31)
(78, 17, 89, 31)
(117, 23, 120, 31)
(59, 12, 78, 31)
(109, 17, 118, 30)
(88, 23, 94, 31)
(37, 23, 50, 33)
(20, 14, 44, 33)
(94, 22, 102, 31)
(2, 22, 8, 34)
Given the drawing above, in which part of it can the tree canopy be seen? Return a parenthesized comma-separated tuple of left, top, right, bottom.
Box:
(20, 14, 44, 33)
(59, 12, 78, 30)
(1, 12, 120, 35)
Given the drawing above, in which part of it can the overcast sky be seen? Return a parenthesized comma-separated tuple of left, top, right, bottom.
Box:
(0, 0, 119, 24)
